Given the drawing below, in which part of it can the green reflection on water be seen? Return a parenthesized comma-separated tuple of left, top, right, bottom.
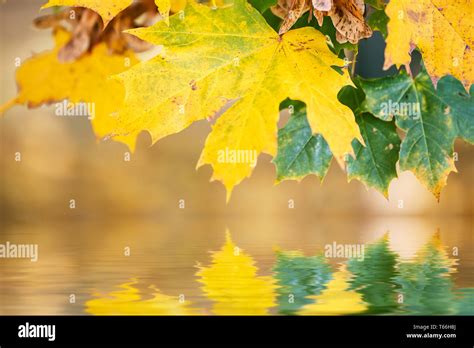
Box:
(395, 233, 458, 315)
(348, 234, 400, 314)
(273, 250, 332, 314)
(454, 289, 474, 315)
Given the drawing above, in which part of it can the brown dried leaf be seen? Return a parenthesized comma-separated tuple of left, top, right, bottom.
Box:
(272, 0, 371, 42)
(313, 8, 324, 26)
(33, 10, 73, 29)
(34, 0, 158, 62)
(312, 0, 332, 11)
(316, 0, 372, 44)
(58, 9, 99, 62)
(271, 0, 311, 34)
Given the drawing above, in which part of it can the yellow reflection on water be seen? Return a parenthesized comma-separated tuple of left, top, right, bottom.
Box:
(298, 265, 367, 315)
(85, 279, 198, 315)
(195, 231, 277, 315)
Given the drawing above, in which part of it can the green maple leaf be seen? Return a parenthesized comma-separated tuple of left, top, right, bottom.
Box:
(367, 9, 388, 37)
(360, 68, 474, 199)
(340, 85, 401, 197)
(274, 85, 401, 197)
(273, 107, 333, 183)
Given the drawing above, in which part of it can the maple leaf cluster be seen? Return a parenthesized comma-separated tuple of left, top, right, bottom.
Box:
(1, 0, 472, 201)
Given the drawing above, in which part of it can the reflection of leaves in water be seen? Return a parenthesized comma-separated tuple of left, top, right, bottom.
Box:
(454, 289, 474, 315)
(348, 234, 399, 314)
(82, 231, 472, 316)
(298, 265, 367, 315)
(85, 279, 197, 315)
(196, 231, 277, 315)
(396, 233, 457, 315)
(273, 250, 332, 314)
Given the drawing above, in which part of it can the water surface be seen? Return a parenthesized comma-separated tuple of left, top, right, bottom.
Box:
(1, 217, 472, 315)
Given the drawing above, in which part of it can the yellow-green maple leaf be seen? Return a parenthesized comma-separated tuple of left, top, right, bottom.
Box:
(196, 231, 277, 315)
(384, 0, 473, 90)
(0, 29, 138, 149)
(41, 0, 133, 26)
(111, 0, 361, 199)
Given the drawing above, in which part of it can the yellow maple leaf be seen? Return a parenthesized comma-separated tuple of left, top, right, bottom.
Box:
(111, 0, 361, 199)
(41, 0, 133, 26)
(384, 0, 473, 90)
(170, 0, 188, 13)
(298, 265, 367, 315)
(155, 0, 172, 24)
(0, 29, 138, 149)
(157, 0, 231, 25)
(196, 231, 277, 315)
(85, 279, 198, 315)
